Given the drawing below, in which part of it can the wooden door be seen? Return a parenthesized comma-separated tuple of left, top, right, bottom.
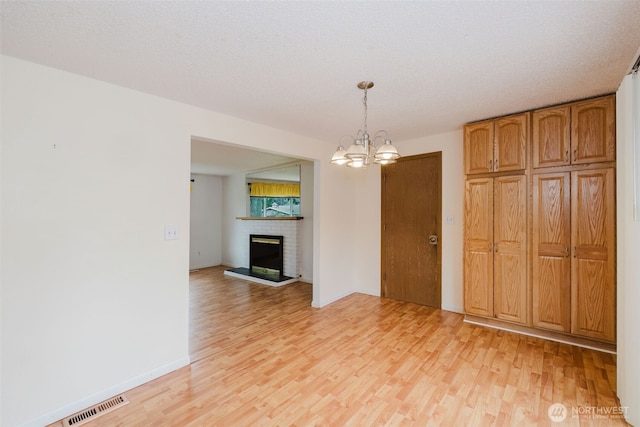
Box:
(571, 168, 615, 342)
(532, 172, 571, 332)
(464, 121, 494, 175)
(571, 96, 615, 164)
(381, 153, 441, 308)
(493, 175, 527, 324)
(532, 106, 571, 168)
(495, 113, 528, 172)
(463, 177, 493, 317)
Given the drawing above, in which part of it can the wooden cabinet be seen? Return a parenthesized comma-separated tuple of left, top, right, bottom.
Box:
(495, 115, 528, 173)
(464, 113, 528, 174)
(463, 178, 494, 317)
(465, 94, 616, 347)
(493, 175, 528, 324)
(532, 172, 571, 332)
(532, 95, 615, 168)
(532, 106, 571, 168)
(464, 121, 494, 175)
(572, 97, 615, 164)
(464, 176, 527, 324)
(571, 168, 616, 342)
(531, 169, 615, 342)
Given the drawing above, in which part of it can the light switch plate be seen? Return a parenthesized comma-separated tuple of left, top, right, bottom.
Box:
(164, 226, 178, 240)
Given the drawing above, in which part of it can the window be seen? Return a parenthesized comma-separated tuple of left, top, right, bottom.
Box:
(250, 196, 300, 217)
(248, 182, 300, 217)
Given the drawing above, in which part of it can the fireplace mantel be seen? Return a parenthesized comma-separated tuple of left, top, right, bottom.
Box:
(235, 216, 303, 220)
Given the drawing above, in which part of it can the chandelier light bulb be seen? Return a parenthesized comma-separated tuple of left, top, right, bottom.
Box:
(347, 159, 366, 168)
(374, 139, 400, 162)
(330, 145, 350, 165)
(345, 139, 368, 160)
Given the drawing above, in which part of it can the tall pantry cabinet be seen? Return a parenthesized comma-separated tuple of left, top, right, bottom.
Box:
(464, 94, 616, 345)
(464, 113, 529, 325)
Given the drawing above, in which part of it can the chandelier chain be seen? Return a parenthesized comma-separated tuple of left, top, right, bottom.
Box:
(362, 86, 368, 134)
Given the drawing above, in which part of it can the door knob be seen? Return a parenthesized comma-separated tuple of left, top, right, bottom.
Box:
(428, 235, 438, 245)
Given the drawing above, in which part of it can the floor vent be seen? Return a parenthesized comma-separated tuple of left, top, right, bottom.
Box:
(62, 394, 128, 427)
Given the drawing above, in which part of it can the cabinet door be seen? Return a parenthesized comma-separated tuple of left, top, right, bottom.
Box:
(493, 175, 527, 324)
(571, 168, 615, 342)
(532, 173, 570, 332)
(495, 114, 527, 172)
(571, 96, 615, 164)
(464, 121, 494, 175)
(464, 178, 493, 317)
(532, 106, 571, 168)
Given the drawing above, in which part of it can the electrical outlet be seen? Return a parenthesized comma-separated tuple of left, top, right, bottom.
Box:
(446, 215, 455, 225)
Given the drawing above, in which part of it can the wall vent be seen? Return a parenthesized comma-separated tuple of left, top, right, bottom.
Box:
(62, 394, 128, 426)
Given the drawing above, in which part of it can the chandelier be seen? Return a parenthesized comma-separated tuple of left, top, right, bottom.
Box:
(330, 81, 400, 168)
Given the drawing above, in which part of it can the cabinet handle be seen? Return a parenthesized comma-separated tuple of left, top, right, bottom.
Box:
(573, 149, 577, 162)
(573, 246, 577, 258)
(564, 247, 570, 258)
(489, 242, 493, 251)
(565, 150, 569, 163)
(494, 159, 498, 171)
(488, 159, 493, 171)
(494, 243, 498, 253)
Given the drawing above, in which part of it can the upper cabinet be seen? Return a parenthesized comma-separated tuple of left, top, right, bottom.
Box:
(572, 96, 616, 164)
(533, 95, 615, 168)
(532, 106, 571, 167)
(464, 113, 528, 175)
(464, 121, 494, 174)
(495, 115, 528, 172)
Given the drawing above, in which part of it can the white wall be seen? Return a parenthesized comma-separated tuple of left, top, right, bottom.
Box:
(616, 73, 640, 426)
(189, 173, 223, 269)
(0, 56, 359, 426)
(350, 130, 465, 312)
(299, 161, 314, 282)
(1, 56, 191, 427)
(312, 161, 361, 306)
(220, 172, 247, 268)
(0, 53, 3, 426)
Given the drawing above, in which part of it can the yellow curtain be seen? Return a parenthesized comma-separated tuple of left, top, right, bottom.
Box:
(250, 182, 300, 197)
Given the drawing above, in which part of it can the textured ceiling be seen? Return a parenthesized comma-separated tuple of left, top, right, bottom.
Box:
(2, 1, 640, 174)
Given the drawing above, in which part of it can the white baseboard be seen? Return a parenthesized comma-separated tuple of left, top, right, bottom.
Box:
(189, 262, 220, 271)
(441, 304, 463, 314)
(23, 356, 190, 427)
(312, 289, 355, 308)
(355, 288, 380, 297)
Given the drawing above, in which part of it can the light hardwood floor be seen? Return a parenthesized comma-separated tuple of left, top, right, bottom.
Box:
(51, 266, 626, 426)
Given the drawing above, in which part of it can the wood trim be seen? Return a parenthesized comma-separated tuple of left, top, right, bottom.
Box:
(464, 314, 616, 353)
(529, 160, 617, 175)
